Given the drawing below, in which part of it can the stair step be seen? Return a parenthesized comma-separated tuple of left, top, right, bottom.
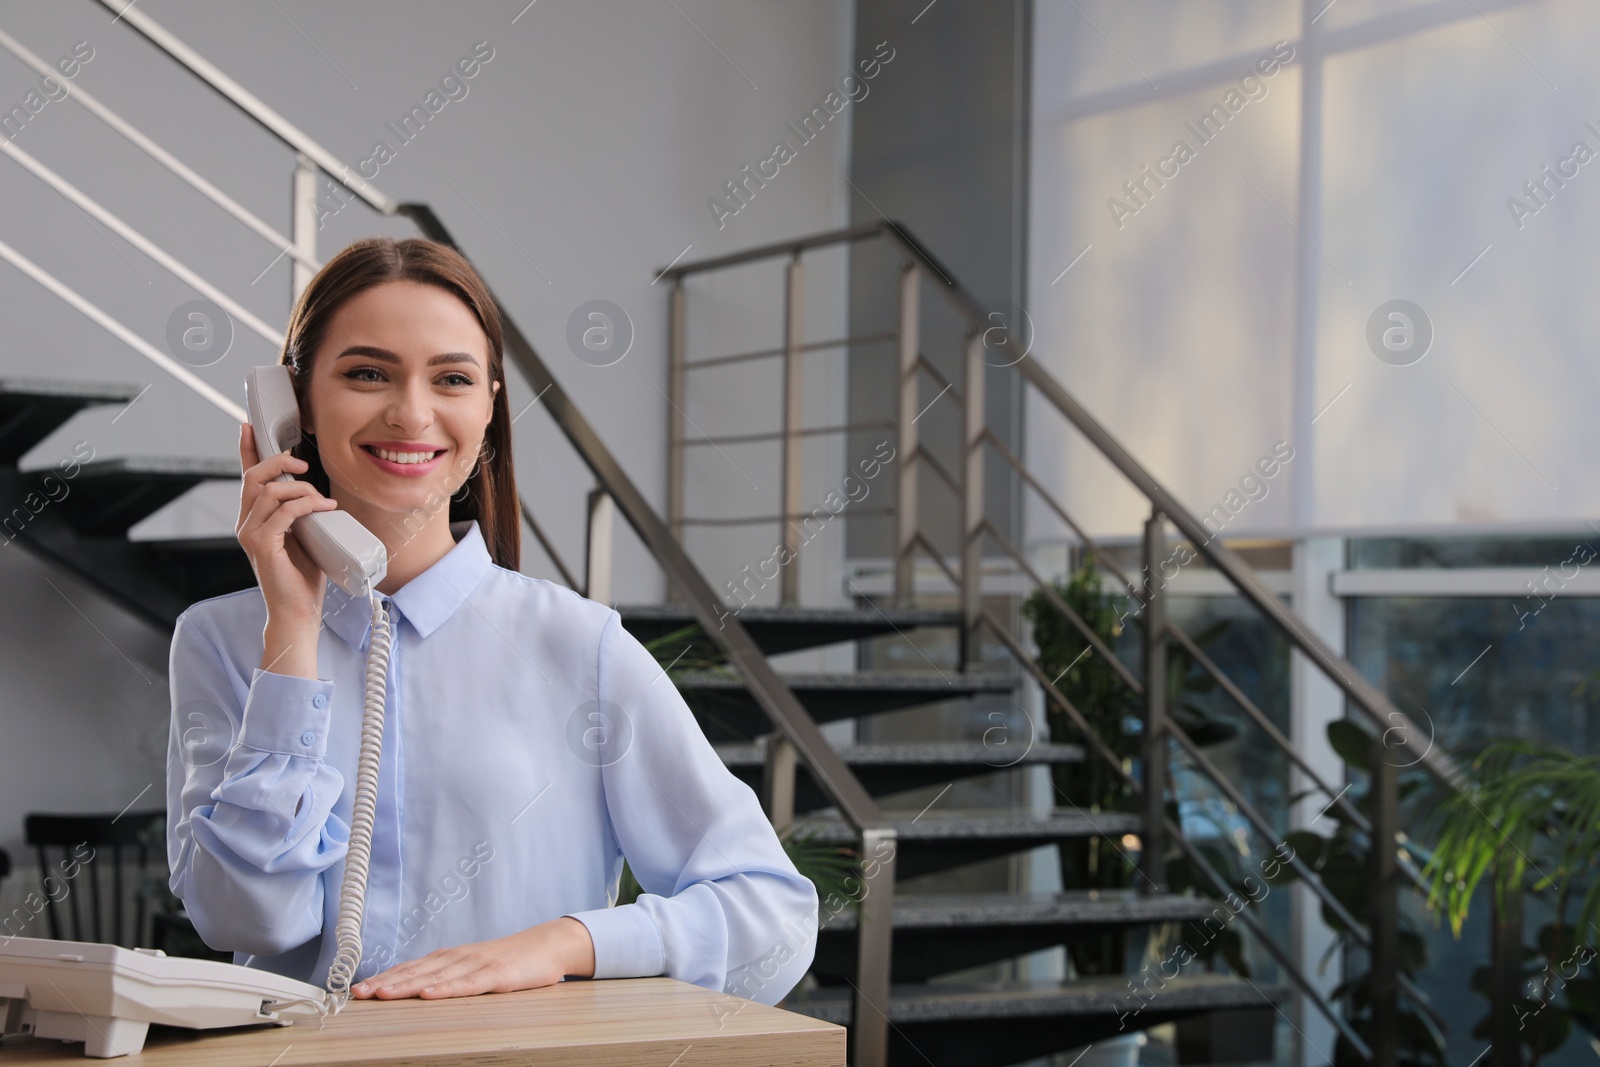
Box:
(783, 974, 1282, 1067)
(618, 603, 963, 655)
(678, 670, 1016, 740)
(0, 513, 252, 631)
(716, 740, 1082, 812)
(809, 890, 1220, 983)
(139, 536, 257, 616)
(792, 809, 1141, 880)
(0, 378, 140, 463)
(50, 457, 239, 535)
(816, 889, 1217, 931)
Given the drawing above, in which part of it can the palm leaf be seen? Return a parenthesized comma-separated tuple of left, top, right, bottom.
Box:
(1420, 739, 1600, 938)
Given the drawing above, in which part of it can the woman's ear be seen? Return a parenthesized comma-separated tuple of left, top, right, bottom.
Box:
(292, 370, 314, 435)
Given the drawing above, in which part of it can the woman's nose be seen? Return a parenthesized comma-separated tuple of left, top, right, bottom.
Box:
(385, 384, 433, 433)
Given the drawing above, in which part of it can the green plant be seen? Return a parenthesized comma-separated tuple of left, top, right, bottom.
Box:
(1421, 739, 1600, 1062)
(1021, 554, 1239, 977)
(1267, 719, 1446, 1067)
(638, 623, 732, 677)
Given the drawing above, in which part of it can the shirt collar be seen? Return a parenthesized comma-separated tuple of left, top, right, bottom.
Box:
(321, 519, 493, 646)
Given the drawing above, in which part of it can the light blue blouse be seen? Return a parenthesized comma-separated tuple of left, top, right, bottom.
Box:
(164, 519, 818, 1006)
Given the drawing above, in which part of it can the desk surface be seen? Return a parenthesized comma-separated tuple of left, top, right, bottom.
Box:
(0, 977, 845, 1066)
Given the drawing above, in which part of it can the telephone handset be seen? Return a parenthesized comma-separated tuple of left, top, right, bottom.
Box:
(245, 364, 393, 1009)
(244, 365, 387, 598)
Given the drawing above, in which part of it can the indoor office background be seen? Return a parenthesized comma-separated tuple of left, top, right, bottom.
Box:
(0, 2, 1594, 1066)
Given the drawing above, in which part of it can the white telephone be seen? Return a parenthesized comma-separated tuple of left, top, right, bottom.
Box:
(244, 364, 387, 598)
(0, 366, 398, 1057)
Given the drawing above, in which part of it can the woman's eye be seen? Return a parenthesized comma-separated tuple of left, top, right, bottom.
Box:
(345, 367, 385, 383)
(440, 373, 474, 387)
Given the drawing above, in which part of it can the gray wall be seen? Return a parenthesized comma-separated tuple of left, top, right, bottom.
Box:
(0, 0, 856, 866)
(845, 0, 1030, 561)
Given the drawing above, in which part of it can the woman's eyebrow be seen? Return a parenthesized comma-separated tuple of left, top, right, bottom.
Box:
(336, 345, 481, 367)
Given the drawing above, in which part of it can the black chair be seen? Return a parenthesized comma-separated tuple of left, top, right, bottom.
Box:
(24, 810, 166, 949)
(150, 909, 231, 962)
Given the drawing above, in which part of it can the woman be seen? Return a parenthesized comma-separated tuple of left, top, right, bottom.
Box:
(165, 237, 818, 1006)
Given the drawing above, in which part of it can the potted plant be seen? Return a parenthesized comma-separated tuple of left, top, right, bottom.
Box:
(1421, 739, 1600, 1063)
(1022, 557, 1241, 969)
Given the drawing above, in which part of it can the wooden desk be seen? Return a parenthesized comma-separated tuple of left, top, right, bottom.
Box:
(0, 978, 845, 1065)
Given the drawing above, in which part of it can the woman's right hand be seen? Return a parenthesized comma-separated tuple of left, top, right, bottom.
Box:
(237, 422, 340, 633)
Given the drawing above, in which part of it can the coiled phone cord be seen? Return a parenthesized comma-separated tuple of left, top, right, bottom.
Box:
(322, 589, 392, 1012)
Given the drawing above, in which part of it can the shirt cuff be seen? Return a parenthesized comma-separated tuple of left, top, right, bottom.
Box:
(562, 904, 665, 980)
(237, 668, 335, 757)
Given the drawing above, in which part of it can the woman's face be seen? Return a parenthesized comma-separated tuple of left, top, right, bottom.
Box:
(302, 280, 499, 525)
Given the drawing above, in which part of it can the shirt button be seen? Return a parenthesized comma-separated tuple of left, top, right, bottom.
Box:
(312, 694, 328, 709)
(301, 730, 316, 746)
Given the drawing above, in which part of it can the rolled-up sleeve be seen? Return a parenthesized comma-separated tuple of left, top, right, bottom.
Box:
(166, 610, 350, 958)
(562, 611, 819, 1005)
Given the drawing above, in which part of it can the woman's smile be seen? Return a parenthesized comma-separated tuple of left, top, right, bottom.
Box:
(360, 441, 449, 477)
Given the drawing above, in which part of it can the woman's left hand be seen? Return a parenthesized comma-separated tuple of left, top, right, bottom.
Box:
(351, 917, 596, 1000)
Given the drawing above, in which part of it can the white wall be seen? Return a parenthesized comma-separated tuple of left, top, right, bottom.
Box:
(0, 0, 857, 863)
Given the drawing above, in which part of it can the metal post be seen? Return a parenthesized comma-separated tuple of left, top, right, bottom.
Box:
(761, 735, 796, 834)
(1488, 858, 1523, 1067)
(585, 488, 614, 605)
(780, 253, 804, 605)
(667, 279, 686, 559)
(290, 153, 317, 302)
(1369, 741, 1400, 1067)
(852, 825, 897, 1067)
(1140, 511, 1168, 893)
(893, 263, 920, 607)
(960, 330, 985, 671)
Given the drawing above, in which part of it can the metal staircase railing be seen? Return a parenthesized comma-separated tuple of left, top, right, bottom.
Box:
(661, 219, 1473, 1066)
(0, 3, 899, 1062)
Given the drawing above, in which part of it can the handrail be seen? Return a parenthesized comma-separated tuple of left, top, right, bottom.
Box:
(662, 214, 1434, 794)
(868, 220, 1462, 790)
(1165, 622, 1369, 833)
(0, 234, 246, 421)
(92, 0, 397, 215)
(667, 212, 1457, 788)
(980, 426, 1141, 594)
(0, 26, 319, 273)
(660, 221, 885, 279)
(0, 137, 284, 346)
(978, 517, 1144, 696)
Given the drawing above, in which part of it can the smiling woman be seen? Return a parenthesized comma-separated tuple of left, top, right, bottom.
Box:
(278, 238, 519, 593)
(165, 237, 819, 1009)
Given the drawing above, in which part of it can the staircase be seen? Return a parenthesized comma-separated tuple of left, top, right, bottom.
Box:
(0, 380, 248, 629)
(626, 609, 1293, 1067)
(0, 378, 1278, 1065)
(0, 4, 1449, 1065)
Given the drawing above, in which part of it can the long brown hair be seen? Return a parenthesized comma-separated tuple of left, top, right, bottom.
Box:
(278, 237, 520, 571)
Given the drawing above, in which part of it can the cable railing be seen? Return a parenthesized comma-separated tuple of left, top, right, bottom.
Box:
(0, 3, 902, 1062)
(661, 218, 1472, 1066)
